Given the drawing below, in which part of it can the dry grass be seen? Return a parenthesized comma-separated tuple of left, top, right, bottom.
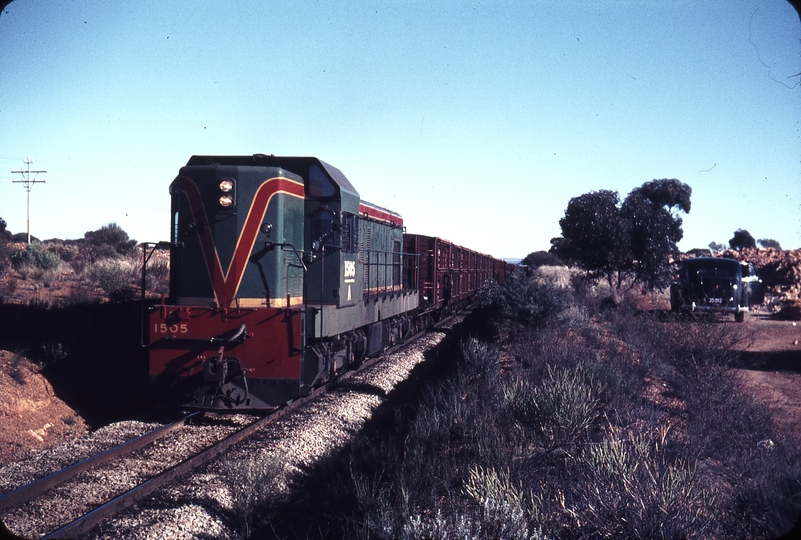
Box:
(0, 241, 169, 306)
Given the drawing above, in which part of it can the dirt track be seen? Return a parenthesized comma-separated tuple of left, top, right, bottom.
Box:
(733, 314, 801, 448)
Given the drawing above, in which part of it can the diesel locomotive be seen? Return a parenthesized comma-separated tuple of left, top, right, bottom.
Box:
(146, 154, 507, 411)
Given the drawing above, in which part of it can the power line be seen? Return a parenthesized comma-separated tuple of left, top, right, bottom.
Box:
(11, 156, 47, 244)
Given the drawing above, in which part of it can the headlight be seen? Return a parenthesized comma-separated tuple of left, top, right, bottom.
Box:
(217, 178, 236, 209)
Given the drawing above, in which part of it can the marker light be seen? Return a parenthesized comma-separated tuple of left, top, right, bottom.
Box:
(219, 194, 234, 208)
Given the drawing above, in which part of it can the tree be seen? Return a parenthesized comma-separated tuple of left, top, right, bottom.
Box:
(0, 218, 12, 271)
(550, 190, 632, 288)
(729, 229, 756, 251)
(0, 217, 11, 243)
(521, 250, 563, 268)
(757, 238, 781, 250)
(621, 179, 690, 290)
(686, 248, 712, 258)
(550, 179, 691, 291)
(708, 242, 726, 254)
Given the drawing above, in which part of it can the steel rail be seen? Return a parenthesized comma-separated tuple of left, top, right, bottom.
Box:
(0, 411, 202, 512)
(41, 385, 330, 539)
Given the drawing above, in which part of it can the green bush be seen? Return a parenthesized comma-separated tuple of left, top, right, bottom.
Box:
(84, 222, 137, 256)
(477, 267, 575, 335)
(500, 357, 602, 451)
(0, 242, 14, 275)
(461, 466, 540, 539)
(10, 242, 61, 271)
(576, 432, 716, 539)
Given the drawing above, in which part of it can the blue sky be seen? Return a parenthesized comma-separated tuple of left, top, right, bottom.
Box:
(0, 0, 798, 259)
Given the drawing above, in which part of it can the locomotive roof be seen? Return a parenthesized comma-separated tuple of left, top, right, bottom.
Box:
(185, 154, 359, 198)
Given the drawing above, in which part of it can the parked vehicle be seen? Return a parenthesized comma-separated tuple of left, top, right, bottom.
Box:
(670, 257, 764, 322)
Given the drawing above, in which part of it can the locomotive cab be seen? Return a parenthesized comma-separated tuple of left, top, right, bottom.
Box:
(303, 161, 362, 309)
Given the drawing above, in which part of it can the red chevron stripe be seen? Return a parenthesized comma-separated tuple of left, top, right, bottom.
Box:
(175, 176, 305, 306)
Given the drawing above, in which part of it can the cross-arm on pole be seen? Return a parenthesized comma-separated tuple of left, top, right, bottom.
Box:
(11, 156, 47, 244)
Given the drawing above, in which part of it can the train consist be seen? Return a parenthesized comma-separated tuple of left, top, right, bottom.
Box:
(146, 154, 508, 411)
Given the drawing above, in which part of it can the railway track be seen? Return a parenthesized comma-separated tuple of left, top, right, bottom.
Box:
(0, 411, 203, 514)
(0, 315, 462, 539)
(0, 386, 329, 539)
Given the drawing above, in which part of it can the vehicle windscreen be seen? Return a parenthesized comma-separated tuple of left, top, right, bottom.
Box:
(694, 266, 735, 279)
(686, 259, 740, 280)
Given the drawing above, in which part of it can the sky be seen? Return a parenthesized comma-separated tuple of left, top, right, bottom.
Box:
(0, 0, 799, 260)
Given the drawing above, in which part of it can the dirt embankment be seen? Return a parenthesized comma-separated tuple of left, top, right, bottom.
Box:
(0, 351, 88, 465)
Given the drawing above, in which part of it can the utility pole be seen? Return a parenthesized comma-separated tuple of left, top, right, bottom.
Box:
(11, 156, 46, 244)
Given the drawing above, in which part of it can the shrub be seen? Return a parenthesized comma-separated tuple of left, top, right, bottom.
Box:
(144, 257, 170, 296)
(624, 315, 752, 383)
(576, 432, 716, 539)
(40, 340, 69, 368)
(0, 242, 13, 275)
(88, 259, 138, 301)
(84, 222, 137, 256)
(477, 267, 575, 335)
(74, 223, 138, 264)
(539, 363, 601, 444)
(12, 232, 39, 243)
(460, 337, 500, 383)
(11, 353, 29, 385)
(61, 286, 98, 306)
(0, 217, 11, 243)
(462, 466, 539, 538)
(521, 250, 563, 268)
(222, 453, 286, 538)
(10, 242, 61, 271)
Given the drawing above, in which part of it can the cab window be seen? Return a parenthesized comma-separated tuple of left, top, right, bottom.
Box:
(308, 164, 337, 198)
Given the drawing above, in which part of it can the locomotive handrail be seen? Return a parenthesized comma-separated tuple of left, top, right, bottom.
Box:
(264, 241, 307, 272)
(140, 241, 175, 348)
(360, 248, 417, 300)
